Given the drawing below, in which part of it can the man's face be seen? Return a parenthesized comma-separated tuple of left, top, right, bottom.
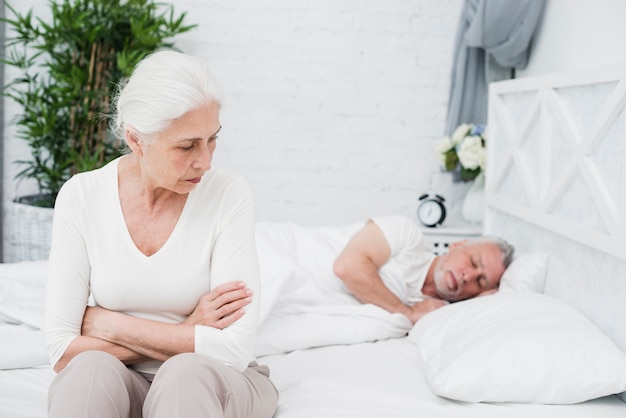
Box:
(432, 242, 505, 302)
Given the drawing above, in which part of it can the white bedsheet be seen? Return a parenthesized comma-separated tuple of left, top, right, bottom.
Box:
(0, 366, 54, 418)
(3, 337, 624, 418)
(258, 337, 626, 418)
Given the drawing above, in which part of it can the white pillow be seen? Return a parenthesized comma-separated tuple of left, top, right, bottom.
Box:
(409, 292, 626, 404)
(499, 253, 548, 293)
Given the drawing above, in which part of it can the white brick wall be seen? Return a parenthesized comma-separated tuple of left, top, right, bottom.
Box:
(3, 0, 469, 229)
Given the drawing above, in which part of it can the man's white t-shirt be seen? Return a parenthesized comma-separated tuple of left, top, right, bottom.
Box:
(371, 216, 436, 304)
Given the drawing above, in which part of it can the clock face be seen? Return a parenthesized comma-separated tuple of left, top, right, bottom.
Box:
(418, 199, 445, 227)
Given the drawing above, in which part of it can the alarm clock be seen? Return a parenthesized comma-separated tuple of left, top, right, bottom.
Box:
(417, 193, 446, 228)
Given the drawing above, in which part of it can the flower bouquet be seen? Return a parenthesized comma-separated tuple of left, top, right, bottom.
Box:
(434, 123, 486, 182)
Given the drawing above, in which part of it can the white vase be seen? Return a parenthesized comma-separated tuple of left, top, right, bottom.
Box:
(462, 173, 485, 224)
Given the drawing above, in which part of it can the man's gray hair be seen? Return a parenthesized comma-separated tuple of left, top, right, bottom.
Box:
(468, 235, 515, 269)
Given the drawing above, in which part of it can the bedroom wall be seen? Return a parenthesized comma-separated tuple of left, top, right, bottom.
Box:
(517, 0, 626, 78)
(2, 0, 467, 232)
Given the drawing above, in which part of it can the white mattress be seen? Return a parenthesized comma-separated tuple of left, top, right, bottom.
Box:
(2, 337, 625, 418)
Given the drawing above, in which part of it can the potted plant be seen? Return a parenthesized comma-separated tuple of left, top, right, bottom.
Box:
(2, 0, 196, 261)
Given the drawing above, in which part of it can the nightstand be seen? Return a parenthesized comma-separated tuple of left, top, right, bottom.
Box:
(422, 224, 482, 255)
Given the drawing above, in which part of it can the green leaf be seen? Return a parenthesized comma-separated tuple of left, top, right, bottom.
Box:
(2, 0, 196, 206)
(444, 149, 459, 172)
(460, 167, 481, 182)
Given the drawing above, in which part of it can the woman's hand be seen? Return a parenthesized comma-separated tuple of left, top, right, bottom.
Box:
(183, 281, 252, 329)
(81, 306, 117, 340)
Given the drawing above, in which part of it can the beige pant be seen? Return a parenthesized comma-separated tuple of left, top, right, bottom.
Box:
(48, 351, 279, 418)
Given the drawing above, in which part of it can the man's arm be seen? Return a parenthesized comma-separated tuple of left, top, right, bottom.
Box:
(333, 220, 447, 323)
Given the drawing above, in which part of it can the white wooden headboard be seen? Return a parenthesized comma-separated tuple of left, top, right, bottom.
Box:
(484, 63, 626, 364)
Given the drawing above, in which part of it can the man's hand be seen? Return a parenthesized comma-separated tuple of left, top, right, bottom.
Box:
(406, 298, 449, 324)
(182, 281, 252, 329)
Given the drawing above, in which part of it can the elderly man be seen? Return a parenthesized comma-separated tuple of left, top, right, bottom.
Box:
(333, 216, 514, 324)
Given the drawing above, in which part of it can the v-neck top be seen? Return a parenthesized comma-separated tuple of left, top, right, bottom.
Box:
(44, 157, 260, 373)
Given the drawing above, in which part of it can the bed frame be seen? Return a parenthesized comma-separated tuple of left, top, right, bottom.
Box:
(485, 62, 626, 401)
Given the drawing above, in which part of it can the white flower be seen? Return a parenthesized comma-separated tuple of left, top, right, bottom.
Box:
(451, 123, 472, 145)
(457, 135, 485, 170)
(434, 136, 454, 167)
(433, 123, 487, 181)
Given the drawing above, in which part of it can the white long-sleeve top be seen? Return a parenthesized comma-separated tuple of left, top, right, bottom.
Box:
(44, 158, 260, 373)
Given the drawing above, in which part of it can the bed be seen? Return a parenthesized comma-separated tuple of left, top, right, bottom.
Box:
(2, 64, 626, 417)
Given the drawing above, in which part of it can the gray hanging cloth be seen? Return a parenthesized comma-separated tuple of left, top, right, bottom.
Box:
(444, 0, 546, 135)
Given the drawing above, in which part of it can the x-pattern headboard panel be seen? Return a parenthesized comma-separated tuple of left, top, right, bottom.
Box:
(484, 64, 626, 366)
(487, 64, 626, 261)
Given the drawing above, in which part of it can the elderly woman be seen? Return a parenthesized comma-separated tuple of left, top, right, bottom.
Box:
(45, 50, 278, 418)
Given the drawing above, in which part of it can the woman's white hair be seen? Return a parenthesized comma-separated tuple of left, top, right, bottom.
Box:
(110, 50, 223, 143)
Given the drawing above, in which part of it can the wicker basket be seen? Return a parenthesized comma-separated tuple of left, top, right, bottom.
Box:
(5, 199, 54, 262)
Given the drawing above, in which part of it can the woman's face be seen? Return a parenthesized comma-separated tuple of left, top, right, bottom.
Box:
(137, 101, 221, 194)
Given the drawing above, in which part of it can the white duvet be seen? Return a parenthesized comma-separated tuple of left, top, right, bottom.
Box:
(254, 221, 411, 356)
